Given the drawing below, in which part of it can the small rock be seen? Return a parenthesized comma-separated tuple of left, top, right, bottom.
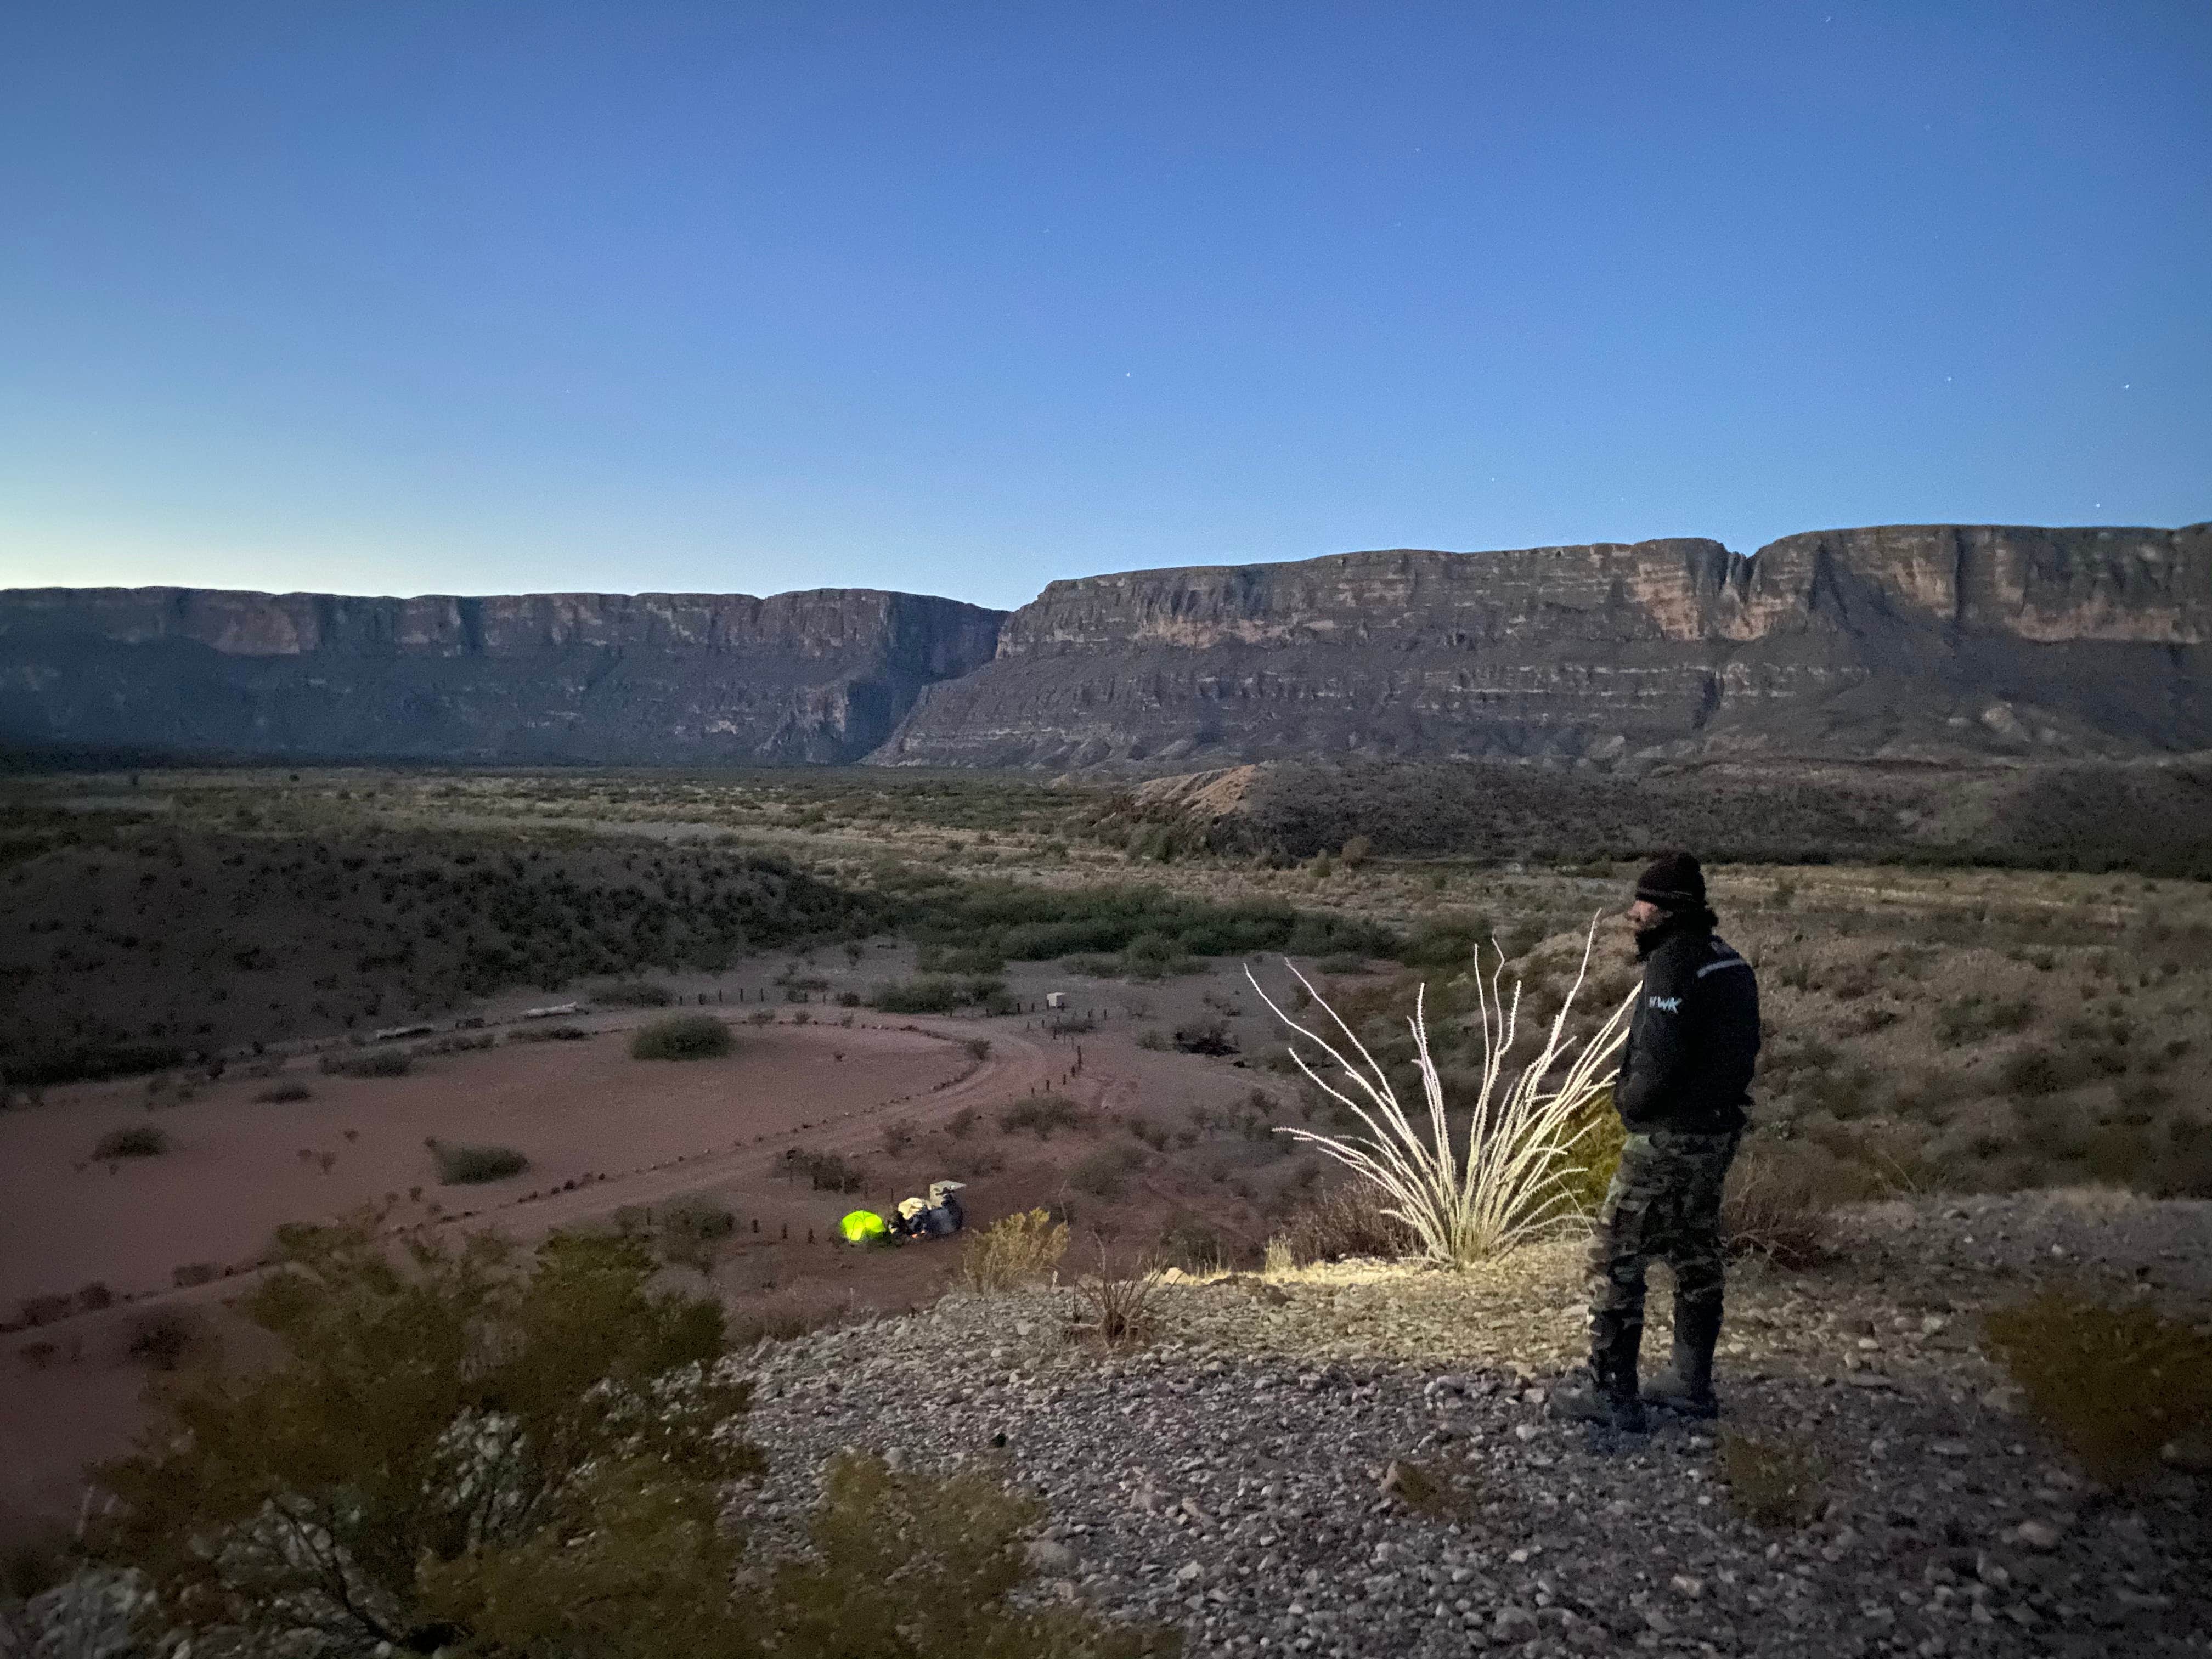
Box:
(1645, 1607, 1675, 1635)
(1176, 1561, 1203, 1584)
(1514, 1424, 1541, 1443)
(2013, 1519, 2064, 1551)
(1670, 1575, 1704, 1599)
(1026, 1539, 1077, 1572)
(1492, 1605, 1538, 1639)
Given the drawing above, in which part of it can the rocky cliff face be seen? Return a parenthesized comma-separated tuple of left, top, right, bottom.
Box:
(873, 524, 2212, 768)
(0, 587, 1005, 764)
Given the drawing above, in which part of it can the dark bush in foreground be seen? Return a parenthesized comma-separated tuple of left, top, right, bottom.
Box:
(630, 1014, 735, 1060)
(255, 1081, 313, 1103)
(91, 1217, 1168, 1657)
(94, 1125, 167, 1160)
(428, 1140, 529, 1184)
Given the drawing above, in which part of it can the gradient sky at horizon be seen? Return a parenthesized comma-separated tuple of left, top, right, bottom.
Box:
(3, 2, 2207, 611)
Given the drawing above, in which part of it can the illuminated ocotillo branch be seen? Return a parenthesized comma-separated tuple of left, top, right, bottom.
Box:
(1247, 917, 1632, 1265)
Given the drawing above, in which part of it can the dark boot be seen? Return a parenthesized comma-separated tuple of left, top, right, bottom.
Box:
(1644, 1299, 1723, 1418)
(1548, 1325, 1649, 1432)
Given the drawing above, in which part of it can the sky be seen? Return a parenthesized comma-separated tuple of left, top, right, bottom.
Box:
(2, 3, 2207, 612)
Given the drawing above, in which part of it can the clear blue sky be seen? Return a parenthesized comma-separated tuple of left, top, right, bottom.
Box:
(3, 2, 2207, 611)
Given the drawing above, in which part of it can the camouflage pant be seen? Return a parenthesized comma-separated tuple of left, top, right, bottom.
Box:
(1585, 1129, 1740, 1351)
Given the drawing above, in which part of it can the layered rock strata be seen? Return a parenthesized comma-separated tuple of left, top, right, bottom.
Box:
(0, 588, 1005, 764)
(873, 524, 2212, 767)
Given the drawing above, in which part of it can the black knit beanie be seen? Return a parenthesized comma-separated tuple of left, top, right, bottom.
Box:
(1634, 850, 1707, 912)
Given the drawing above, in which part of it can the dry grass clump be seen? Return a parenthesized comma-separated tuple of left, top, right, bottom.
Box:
(1719, 1145, 1860, 1268)
(1717, 1431, 1826, 1528)
(93, 1125, 168, 1160)
(1980, 1290, 2212, 1489)
(253, 1081, 314, 1103)
(1070, 1249, 1164, 1351)
(962, 1207, 1069, 1293)
(1277, 1181, 1418, 1265)
(629, 1013, 733, 1060)
(785, 1147, 866, 1193)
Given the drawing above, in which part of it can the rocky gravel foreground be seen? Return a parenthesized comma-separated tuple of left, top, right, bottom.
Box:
(740, 1193, 2210, 1659)
(11, 1193, 2207, 1656)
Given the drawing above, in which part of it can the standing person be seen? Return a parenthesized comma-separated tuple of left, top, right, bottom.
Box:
(1551, 851, 1760, 1432)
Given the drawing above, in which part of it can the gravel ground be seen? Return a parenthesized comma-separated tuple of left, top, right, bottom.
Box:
(736, 1191, 2211, 1659)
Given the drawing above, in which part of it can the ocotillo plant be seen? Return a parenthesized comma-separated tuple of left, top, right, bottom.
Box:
(1249, 918, 1633, 1266)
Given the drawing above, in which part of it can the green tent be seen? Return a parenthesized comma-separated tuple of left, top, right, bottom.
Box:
(839, 1209, 889, 1245)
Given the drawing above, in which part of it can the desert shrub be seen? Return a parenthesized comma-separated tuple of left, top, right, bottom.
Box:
(763, 1451, 1177, 1657)
(1279, 1182, 1417, 1264)
(596, 979, 674, 1007)
(1171, 1019, 1238, 1056)
(1046, 1012, 1096, 1035)
(868, 977, 965, 1014)
(630, 1014, 734, 1060)
(1999, 1045, 2090, 1097)
(786, 1148, 866, 1193)
(507, 1022, 591, 1043)
(93, 1125, 167, 1160)
(171, 1262, 218, 1289)
(658, 1197, 738, 1272)
(76, 1281, 114, 1313)
(18, 1293, 72, 1327)
(255, 1081, 314, 1103)
(1932, 995, 2038, 1045)
(125, 1309, 204, 1372)
(1554, 1087, 1627, 1217)
(962, 1207, 1069, 1293)
(1719, 1145, 1859, 1267)
(946, 1105, 978, 1138)
(91, 1218, 763, 1655)
(1000, 1096, 1082, 1139)
(879, 1118, 918, 1157)
(319, 1047, 412, 1078)
(963, 1037, 992, 1062)
(2, 1042, 186, 1089)
(1135, 1029, 1169, 1051)
(429, 1141, 529, 1184)
(918, 945, 1006, 975)
(1070, 1252, 1164, 1351)
(1070, 1146, 1138, 1198)
(1980, 1291, 2212, 1489)
(1717, 1431, 1825, 1527)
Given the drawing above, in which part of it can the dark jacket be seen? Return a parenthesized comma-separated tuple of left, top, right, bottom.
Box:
(1614, 918, 1759, 1135)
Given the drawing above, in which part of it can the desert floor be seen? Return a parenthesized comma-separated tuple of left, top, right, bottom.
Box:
(0, 947, 1292, 1544)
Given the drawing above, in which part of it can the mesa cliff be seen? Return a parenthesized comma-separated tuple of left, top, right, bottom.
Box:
(872, 523, 2212, 768)
(5, 522, 2207, 769)
(0, 587, 1005, 764)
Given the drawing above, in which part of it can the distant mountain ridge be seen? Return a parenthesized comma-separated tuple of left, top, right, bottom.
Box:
(0, 586, 1006, 764)
(874, 523, 2212, 768)
(4, 521, 2207, 769)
